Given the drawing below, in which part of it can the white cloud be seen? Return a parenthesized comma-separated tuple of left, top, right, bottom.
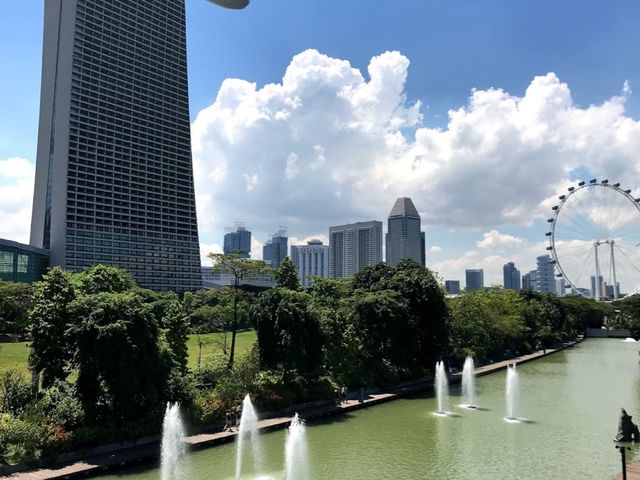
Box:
(0, 157, 34, 243)
(476, 229, 524, 250)
(428, 245, 442, 254)
(192, 49, 640, 255)
(199, 242, 223, 266)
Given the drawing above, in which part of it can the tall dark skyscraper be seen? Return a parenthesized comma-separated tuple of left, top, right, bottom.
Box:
(386, 197, 422, 267)
(503, 262, 521, 290)
(465, 269, 484, 291)
(30, 0, 201, 291)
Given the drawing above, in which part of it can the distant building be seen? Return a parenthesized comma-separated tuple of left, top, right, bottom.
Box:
(263, 229, 288, 268)
(386, 197, 422, 267)
(556, 278, 566, 297)
(202, 266, 275, 289)
(503, 262, 521, 290)
(291, 239, 330, 288)
(420, 232, 426, 267)
(522, 269, 537, 291)
(465, 269, 484, 291)
(445, 280, 461, 294)
(536, 255, 556, 293)
(0, 238, 50, 283)
(224, 224, 251, 258)
(329, 221, 383, 278)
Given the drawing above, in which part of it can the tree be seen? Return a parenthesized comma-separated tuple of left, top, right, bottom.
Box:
(208, 251, 268, 368)
(77, 264, 135, 294)
(0, 282, 33, 335)
(69, 292, 171, 422)
(252, 288, 323, 378)
(162, 301, 190, 373)
(274, 256, 300, 290)
(29, 267, 77, 388)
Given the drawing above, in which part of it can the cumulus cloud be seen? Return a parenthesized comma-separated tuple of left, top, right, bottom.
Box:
(428, 245, 443, 254)
(192, 49, 640, 254)
(476, 230, 524, 250)
(0, 157, 34, 243)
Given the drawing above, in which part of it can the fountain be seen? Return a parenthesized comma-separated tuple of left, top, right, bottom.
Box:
(461, 356, 477, 409)
(160, 403, 187, 480)
(434, 361, 449, 416)
(235, 394, 262, 479)
(285, 413, 310, 480)
(505, 364, 519, 422)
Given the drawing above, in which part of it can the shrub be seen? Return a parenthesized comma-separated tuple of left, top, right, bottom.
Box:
(0, 369, 33, 416)
(39, 381, 85, 430)
(0, 413, 43, 465)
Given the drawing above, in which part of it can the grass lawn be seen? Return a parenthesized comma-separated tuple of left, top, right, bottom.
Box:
(0, 330, 257, 374)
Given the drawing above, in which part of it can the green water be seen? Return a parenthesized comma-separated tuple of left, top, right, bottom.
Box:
(96, 339, 640, 479)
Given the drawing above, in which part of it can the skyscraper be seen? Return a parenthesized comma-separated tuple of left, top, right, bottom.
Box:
(291, 239, 330, 288)
(503, 262, 521, 290)
(522, 269, 538, 291)
(30, 0, 201, 291)
(536, 255, 556, 293)
(329, 221, 382, 278)
(465, 269, 484, 291)
(386, 197, 422, 267)
(223, 224, 251, 258)
(263, 229, 288, 268)
(445, 280, 460, 294)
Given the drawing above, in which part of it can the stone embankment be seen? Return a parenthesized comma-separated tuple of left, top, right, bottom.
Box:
(3, 337, 583, 480)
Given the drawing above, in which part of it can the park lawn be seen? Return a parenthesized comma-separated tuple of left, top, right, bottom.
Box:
(187, 330, 257, 369)
(0, 342, 31, 375)
(0, 330, 258, 374)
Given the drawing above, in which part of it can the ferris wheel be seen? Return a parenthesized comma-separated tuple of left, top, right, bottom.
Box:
(547, 179, 640, 300)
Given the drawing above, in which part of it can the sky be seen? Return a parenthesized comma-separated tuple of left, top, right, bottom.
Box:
(1, 0, 640, 290)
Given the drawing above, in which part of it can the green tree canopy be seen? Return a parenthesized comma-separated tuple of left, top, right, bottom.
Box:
(28, 267, 77, 388)
(274, 256, 300, 290)
(77, 264, 135, 294)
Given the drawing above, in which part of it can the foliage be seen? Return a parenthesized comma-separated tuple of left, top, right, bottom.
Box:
(38, 380, 85, 430)
(69, 292, 172, 422)
(28, 267, 77, 388)
(0, 282, 33, 335)
(163, 301, 190, 372)
(0, 413, 43, 465)
(273, 256, 300, 290)
(450, 288, 526, 363)
(77, 264, 135, 294)
(252, 288, 323, 378)
(0, 369, 33, 416)
(558, 295, 610, 331)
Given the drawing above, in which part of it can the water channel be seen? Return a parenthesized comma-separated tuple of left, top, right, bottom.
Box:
(95, 339, 640, 479)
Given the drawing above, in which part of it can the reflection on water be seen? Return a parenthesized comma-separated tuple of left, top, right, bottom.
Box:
(95, 339, 640, 480)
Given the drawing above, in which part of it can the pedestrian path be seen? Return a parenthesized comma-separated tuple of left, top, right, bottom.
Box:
(3, 339, 581, 480)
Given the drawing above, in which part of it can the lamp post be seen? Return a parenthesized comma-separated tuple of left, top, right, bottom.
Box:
(615, 442, 630, 480)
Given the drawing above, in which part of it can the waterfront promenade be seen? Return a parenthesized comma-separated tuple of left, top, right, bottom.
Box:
(3, 338, 582, 480)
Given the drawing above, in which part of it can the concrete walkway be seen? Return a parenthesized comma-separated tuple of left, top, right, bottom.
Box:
(3, 338, 582, 480)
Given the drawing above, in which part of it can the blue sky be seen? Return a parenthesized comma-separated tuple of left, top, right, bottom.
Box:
(1, 0, 640, 289)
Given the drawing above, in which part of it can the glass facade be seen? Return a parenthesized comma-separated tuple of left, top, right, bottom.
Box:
(0, 239, 50, 283)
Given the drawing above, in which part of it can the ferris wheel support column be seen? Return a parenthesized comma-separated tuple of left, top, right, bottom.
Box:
(610, 240, 619, 300)
(594, 242, 602, 301)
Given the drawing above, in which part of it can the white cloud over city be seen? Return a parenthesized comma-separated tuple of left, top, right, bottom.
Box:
(190, 49, 640, 286)
(2, 49, 639, 287)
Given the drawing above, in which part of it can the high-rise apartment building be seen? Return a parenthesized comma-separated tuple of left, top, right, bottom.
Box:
(223, 224, 251, 258)
(329, 221, 382, 278)
(386, 197, 422, 267)
(263, 229, 288, 268)
(290, 239, 330, 288)
(503, 262, 521, 290)
(30, 0, 201, 291)
(590, 275, 604, 299)
(536, 255, 556, 293)
(465, 269, 484, 291)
